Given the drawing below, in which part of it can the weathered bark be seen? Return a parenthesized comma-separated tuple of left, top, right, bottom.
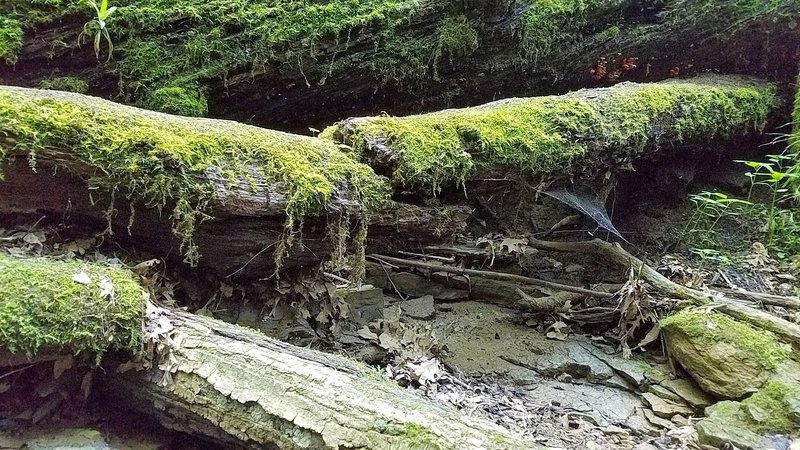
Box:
(1, 1, 797, 130)
(0, 157, 469, 278)
(101, 306, 538, 450)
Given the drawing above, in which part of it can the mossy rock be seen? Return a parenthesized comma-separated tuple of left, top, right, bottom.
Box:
(0, 253, 146, 357)
(325, 76, 777, 194)
(695, 381, 800, 449)
(660, 311, 790, 399)
(0, 86, 389, 262)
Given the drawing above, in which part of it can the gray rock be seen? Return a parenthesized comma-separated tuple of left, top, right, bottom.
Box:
(648, 384, 685, 404)
(643, 408, 676, 429)
(660, 378, 714, 408)
(662, 313, 778, 399)
(696, 402, 769, 450)
(641, 392, 693, 418)
(581, 342, 649, 388)
(22, 429, 110, 450)
(786, 391, 800, 422)
(399, 295, 435, 319)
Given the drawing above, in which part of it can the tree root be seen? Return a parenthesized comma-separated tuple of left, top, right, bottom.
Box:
(526, 238, 800, 345)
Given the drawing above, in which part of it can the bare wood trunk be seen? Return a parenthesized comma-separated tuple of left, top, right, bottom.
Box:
(100, 306, 538, 450)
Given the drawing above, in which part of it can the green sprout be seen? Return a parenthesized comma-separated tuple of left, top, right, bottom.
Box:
(79, 0, 117, 62)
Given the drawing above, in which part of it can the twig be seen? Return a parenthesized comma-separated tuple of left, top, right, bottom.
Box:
(322, 272, 350, 285)
(369, 254, 615, 299)
(525, 237, 800, 344)
(397, 251, 455, 263)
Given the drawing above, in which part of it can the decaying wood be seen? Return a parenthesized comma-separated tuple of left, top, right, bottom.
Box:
(0, 157, 469, 278)
(526, 237, 800, 345)
(369, 254, 615, 299)
(101, 306, 537, 450)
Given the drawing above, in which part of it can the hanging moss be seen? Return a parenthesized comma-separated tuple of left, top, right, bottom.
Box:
(37, 76, 90, 94)
(0, 253, 146, 357)
(0, 86, 390, 262)
(324, 76, 777, 194)
(0, 16, 23, 64)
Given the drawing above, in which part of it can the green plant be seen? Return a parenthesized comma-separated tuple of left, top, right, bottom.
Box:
(738, 153, 800, 257)
(78, 0, 117, 62)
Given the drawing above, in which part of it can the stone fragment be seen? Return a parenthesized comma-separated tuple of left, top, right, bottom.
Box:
(399, 295, 435, 319)
(643, 408, 675, 429)
(660, 378, 714, 408)
(648, 384, 684, 404)
(641, 393, 693, 418)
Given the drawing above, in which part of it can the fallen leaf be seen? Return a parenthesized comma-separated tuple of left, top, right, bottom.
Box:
(98, 275, 115, 300)
(72, 271, 92, 285)
(357, 326, 379, 340)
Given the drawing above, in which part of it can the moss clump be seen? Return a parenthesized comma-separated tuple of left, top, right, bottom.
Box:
(380, 423, 449, 450)
(0, 253, 145, 356)
(37, 76, 90, 94)
(660, 311, 789, 370)
(700, 381, 800, 438)
(0, 86, 390, 262)
(325, 76, 777, 194)
(145, 85, 208, 117)
(0, 16, 23, 64)
(520, 0, 623, 61)
(434, 15, 479, 65)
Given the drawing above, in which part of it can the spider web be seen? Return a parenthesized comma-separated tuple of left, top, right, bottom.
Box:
(543, 185, 627, 242)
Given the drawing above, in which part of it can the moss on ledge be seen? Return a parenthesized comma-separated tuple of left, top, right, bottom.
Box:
(37, 76, 89, 94)
(0, 253, 145, 356)
(660, 311, 788, 371)
(0, 16, 23, 64)
(0, 86, 390, 261)
(324, 76, 777, 193)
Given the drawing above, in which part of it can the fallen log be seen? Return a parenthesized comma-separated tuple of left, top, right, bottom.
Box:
(0, 253, 535, 448)
(1, 0, 797, 129)
(102, 305, 537, 449)
(324, 75, 778, 193)
(0, 86, 468, 278)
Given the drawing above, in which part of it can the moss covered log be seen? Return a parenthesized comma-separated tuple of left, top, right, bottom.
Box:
(325, 75, 778, 193)
(0, 86, 470, 276)
(1, 0, 796, 128)
(104, 307, 539, 450)
(0, 253, 145, 356)
(0, 86, 389, 262)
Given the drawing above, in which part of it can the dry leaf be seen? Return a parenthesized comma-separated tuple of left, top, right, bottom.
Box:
(357, 326, 379, 340)
(72, 271, 92, 285)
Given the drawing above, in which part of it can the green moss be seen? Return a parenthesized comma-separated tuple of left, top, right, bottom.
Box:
(702, 381, 800, 436)
(381, 423, 449, 450)
(792, 70, 800, 148)
(1, 0, 419, 100)
(433, 15, 479, 65)
(0, 16, 23, 64)
(37, 76, 90, 94)
(325, 76, 777, 194)
(145, 85, 208, 117)
(660, 311, 789, 371)
(520, 0, 792, 66)
(0, 86, 390, 262)
(520, 0, 623, 61)
(0, 253, 145, 356)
